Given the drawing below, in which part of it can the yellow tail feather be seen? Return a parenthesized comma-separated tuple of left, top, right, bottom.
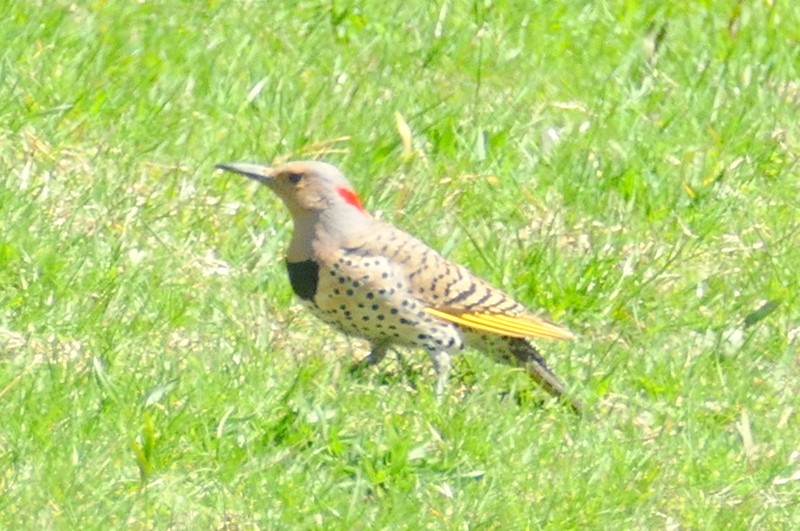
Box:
(424, 308, 573, 340)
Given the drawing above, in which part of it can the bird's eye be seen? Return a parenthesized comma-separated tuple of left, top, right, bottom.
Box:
(287, 172, 303, 184)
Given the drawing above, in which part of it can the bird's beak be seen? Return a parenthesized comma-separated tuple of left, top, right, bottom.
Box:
(216, 162, 274, 184)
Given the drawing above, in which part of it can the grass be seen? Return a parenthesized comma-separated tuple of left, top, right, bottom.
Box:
(1, 0, 798, 528)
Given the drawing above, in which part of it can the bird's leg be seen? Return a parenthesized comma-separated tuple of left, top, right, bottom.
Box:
(429, 350, 452, 400)
(349, 340, 390, 373)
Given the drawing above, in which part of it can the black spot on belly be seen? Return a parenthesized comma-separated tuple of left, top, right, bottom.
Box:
(286, 260, 319, 301)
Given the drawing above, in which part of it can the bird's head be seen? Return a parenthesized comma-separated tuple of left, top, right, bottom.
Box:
(216, 160, 369, 220)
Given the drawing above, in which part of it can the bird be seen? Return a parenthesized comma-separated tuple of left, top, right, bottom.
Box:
(217, 160, 582, 412)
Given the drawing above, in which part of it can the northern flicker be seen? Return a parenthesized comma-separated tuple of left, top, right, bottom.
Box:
(217, 160, 582, 412)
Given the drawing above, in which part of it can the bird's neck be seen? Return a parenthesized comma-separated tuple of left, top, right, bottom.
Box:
(286, 208, 373, 262)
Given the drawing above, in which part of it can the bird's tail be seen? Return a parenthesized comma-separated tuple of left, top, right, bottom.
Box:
(469, 332, 583, 413)
(506, 337, 583, 413)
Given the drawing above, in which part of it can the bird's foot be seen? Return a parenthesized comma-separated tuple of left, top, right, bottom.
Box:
(348, 342, 389, 374)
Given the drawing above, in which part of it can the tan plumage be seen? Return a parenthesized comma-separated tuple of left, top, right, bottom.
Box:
(217, 160, 582, 412)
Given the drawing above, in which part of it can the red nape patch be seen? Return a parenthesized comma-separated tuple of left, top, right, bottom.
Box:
(336, 187, 366, 213)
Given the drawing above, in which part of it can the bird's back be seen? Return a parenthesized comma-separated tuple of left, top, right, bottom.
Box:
(332, 221, 571, 341)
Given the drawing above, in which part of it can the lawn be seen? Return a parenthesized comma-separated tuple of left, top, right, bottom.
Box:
(1, 1, 798, 528)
